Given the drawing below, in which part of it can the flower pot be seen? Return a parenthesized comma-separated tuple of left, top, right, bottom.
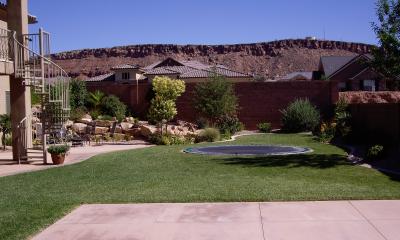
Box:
(51, 153, 66, 165)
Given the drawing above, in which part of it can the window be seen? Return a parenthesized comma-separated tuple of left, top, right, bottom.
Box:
(363, 80, 376, 92)
(122, 72, 130, 80)
(5, 91, 10, 114)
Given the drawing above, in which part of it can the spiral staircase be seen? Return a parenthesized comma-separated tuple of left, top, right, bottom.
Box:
(11, 29, 70, 164)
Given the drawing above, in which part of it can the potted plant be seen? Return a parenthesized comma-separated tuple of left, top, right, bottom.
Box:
(47, 144, 70, 165)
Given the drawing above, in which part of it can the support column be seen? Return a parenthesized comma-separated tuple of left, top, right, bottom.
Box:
(8, 0, 32, 161)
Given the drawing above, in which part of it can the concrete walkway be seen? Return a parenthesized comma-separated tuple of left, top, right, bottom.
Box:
(0, 141, 151, 177)
(32, 200, 400, 240)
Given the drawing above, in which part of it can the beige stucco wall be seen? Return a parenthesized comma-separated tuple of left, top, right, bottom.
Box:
(115, 69, 145, 82)
(0, 75, 10, 114)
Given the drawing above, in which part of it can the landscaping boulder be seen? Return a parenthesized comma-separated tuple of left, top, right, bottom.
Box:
(124, 128, 141, 137)
(72, 123, 87, 134)
(95, 120, 113, 127)
(78, 114, 92, 124)
(115, 126, 123, 134)
(65, 120, 74, 128)
(120, 122, 133, 131)
(95, 126, 109, 135)
(140, 124, 157, 137)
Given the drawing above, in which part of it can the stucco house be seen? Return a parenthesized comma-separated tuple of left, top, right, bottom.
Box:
(86, 57, 252, 84)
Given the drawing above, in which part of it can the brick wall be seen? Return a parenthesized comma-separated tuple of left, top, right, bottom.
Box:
(348, 103, 400, 144)
(87, 80, 338, 130)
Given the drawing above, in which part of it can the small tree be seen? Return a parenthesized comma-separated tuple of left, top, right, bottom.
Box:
(70, 79, 88, 110)
(371, 0, 400, 89)
(0, 114, 11, 150)
(193, 74, 238, 123)
(147, 76, 185, 131)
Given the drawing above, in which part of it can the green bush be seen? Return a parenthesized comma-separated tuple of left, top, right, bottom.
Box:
(196, 128, 221, 143)
(281, 99, 320, 133)
(4, 134, 12, 146)
(334, 98, 351, 138)
(216, 115, 243, 136)
(257, 122, 272, 133)
(317, 122, 336, 143)
(47, 145, 70, 155)
(196, 117, 209, 129)
(148, 133, 189, 145)
(70, 107, 87, 122)
(97, 115, 114, 121)
(100, 95, 127, 122)
(367, 145, 384, 160)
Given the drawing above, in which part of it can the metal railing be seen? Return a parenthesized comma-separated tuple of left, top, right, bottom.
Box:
(11, 28, 70, 164)
(0, 27, 12, 61)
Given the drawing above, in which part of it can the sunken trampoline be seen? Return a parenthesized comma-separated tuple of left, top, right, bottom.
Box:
(184, 145, 312, 156)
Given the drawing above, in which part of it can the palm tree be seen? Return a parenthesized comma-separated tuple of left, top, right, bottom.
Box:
(87, 90, 105, 112)
(0, 114, 11, 150)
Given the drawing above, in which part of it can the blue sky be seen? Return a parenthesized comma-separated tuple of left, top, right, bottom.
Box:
(29, 0, 379, 53)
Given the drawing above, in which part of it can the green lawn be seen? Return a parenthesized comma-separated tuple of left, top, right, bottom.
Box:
(1, 133, 400, 239)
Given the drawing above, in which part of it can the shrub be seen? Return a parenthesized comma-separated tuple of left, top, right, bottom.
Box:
(47, 144, 70, 155)
(334, 98, 351, 138)
(0, 114, 11, 150)
(367, 145, 384, 161)
(70, 79, 88, 110)
(87, 90, 105, 112)
(257, 122, 272, 133)
(4, 134, 12, 146)
(193, 74, 238, 122)
(216, 115, 243, 136)
(317, 121, 336, 143)
(196, 117, 209, 129)
(196, 128, 221, 143)
(148, 133, 189, 145)
(70, 107, 87, 122)
(97, 115, 114, 121)
(281, 99, 320, 133)
(90, 110, 101, 120)
(100, 95, 127, 122)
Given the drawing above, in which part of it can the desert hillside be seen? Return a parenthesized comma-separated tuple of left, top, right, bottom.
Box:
(51, 39, 373, 80)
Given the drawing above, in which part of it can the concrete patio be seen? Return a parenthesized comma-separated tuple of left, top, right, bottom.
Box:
(32, 200, 400, 240)
(0, 141, 151, 177)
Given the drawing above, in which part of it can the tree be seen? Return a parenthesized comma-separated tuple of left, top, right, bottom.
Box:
(87, 90, 105, 112)
(193, 74, 238, 123)
(147, 96, 177, 124)
(0, 114, 11, 150)
(147, 76, 185, 129)
(70, 79, 88, 110)
(371, 0, 400, 89)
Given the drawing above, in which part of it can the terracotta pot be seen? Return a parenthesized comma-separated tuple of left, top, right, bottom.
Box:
(51, 154, 66, 165)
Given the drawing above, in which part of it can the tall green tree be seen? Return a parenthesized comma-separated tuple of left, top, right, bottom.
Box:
(147, 76, 185, 129)
(371, 0, 400, 89)
(70, 79, 88, 110)
(0, 114, 11, 150)
(193, 74, 238, 123)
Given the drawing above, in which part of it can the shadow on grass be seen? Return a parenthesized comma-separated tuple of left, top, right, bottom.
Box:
(215, 154, 351, 169)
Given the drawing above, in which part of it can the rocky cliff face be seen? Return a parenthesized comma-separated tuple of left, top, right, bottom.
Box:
(52, 39, 373, 79)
